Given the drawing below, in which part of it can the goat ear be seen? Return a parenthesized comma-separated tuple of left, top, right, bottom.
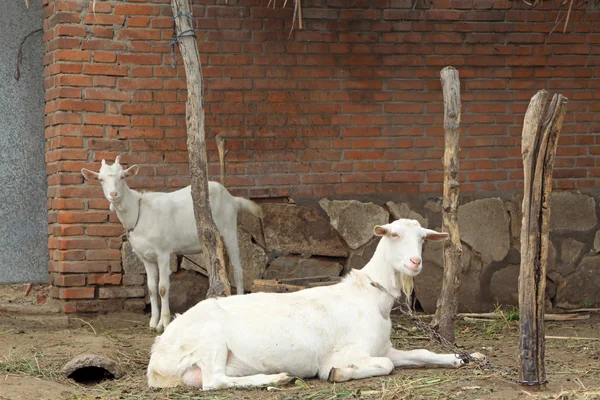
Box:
(373, 225, 390, 236)
(81, 168, 99, 180)
(124, 165, 139, 177)
(423, 229, 449, 242)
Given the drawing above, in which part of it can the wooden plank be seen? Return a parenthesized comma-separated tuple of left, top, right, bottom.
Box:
(251, 280, 306, 294)
(431, 66, 463, 344)
(278, 276, 342, 286)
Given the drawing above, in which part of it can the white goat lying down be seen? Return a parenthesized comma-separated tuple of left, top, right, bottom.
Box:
(147, 218, 485, 390)
(81, 156, 264, 332)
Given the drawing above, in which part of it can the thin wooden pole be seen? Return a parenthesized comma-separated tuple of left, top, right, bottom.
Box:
(430, 66, 463, 344)
(171, 0, 231, 298)
(518, 90, 568, 389)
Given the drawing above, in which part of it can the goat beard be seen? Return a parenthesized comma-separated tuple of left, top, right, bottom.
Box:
(395, 270, 414, 300)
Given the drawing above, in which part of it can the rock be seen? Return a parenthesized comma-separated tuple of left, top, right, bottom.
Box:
(62, 354, 122, 380)
(264, 256, 344, 280)
(593, 230, 600, 254)
(546, 240, 557, 275)
(550, 238, 584, 276)
(556, 255, 600, 309)
(550, 191, 596, 232)
(345, 237, 381, 272)
(262, 203, 349, 257)
(490, 264, 520, 306)
(458, 198, 511, 263)
(386, 201, 428, 228)
(180, 253, 208, 276)
(561, 238, 584, 264)
(123, 299, 145, 312)
(238, 208, 266, 248)
(228, 230, 268, 293)
(319, 199, 389, 250)
(415, 243, 485, 313)
(121, 241, 144, 276)
(168, 269, 209, 314)
(99, 287, 145, 299)
(509, 194, 523, 242)
(178, 231, 267, 294)
(424, 197, 443, 213)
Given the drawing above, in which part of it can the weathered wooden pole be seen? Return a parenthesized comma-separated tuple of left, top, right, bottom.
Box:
(518, 90, 568, 389)
(431, 66, 463, 344)
(171, 0, 231, 298)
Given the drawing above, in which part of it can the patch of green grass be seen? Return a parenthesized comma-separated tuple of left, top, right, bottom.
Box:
(482, 304, 519, 337)
(0, 350, 57, 380)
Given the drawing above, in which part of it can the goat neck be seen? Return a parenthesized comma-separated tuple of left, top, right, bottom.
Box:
(360, 238, 406, 301)
(110, 182, 142, 231)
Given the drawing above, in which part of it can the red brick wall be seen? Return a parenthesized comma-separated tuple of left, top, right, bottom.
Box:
(43, 0, 599, 311)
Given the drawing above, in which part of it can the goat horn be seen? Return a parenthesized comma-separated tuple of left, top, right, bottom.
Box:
(115, 155, 121, 164)
(101, 159, 106, 165)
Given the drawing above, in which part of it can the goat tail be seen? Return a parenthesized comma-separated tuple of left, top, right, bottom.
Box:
(235, 197, 264, 219)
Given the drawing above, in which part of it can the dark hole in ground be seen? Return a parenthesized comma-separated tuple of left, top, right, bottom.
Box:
(68, 367, 115, 385)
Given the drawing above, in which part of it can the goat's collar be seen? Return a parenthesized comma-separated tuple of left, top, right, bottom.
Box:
(365, 273, 399, 301)
(126, 196, 143, 234)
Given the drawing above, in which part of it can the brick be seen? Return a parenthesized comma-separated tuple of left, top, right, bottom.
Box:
(85, 89, 130, 102)
(54, 274, 86, 287)
(118, 54, 162, 65)
(85, 115, 130, 126)
(50, 261, 110, 273)
(60, 287, 95, 299)
(121, 103, 164, 115)
(88, 274, 122, 285)
(99, 287, 145, 299)
(114, 4, 160, 15)
(55, 50, 90, 62)
(83, 14, 125, 25)
(83, 64, 128, 76)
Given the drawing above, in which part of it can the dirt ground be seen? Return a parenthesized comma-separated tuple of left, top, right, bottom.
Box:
(1, 284, 599, 400)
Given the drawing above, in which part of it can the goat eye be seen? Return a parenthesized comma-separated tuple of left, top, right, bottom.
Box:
(391, 233, 399, 238)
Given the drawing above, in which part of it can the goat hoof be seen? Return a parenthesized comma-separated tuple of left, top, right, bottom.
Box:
(155, 322, 164, 334)
(470, 352, 486, 363)
(328, 368, 340, 382)
(275, 373, 294, 386)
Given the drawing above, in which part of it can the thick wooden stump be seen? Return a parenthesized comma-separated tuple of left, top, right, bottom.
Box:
(518, 90, 568, 388)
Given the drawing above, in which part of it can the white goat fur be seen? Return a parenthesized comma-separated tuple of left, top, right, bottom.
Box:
(81, 156, 264, 332)
(146, 218, 485, 390)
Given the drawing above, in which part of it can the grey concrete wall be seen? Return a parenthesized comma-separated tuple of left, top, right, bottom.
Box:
(0, 1, 48, 284)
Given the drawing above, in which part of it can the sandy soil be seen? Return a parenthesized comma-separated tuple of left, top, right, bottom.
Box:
(0, 284, 599, 400)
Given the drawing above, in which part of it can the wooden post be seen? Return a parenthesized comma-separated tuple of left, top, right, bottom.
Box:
(518, 90, 568, 389)
(215, 134, 227, 187)
(430, 66, 463, 344)
(171, 0, 231, 298)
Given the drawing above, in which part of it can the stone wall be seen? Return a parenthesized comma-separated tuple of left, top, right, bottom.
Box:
(123, 192, 600, 314)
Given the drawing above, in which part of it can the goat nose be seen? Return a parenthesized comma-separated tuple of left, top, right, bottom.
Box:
(410, 257, 422, 266)
(109, 192, 117, 197)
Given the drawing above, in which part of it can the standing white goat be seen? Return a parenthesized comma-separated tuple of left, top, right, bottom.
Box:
(81, 156, 264, 333)
(146, 218, 485, 389)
